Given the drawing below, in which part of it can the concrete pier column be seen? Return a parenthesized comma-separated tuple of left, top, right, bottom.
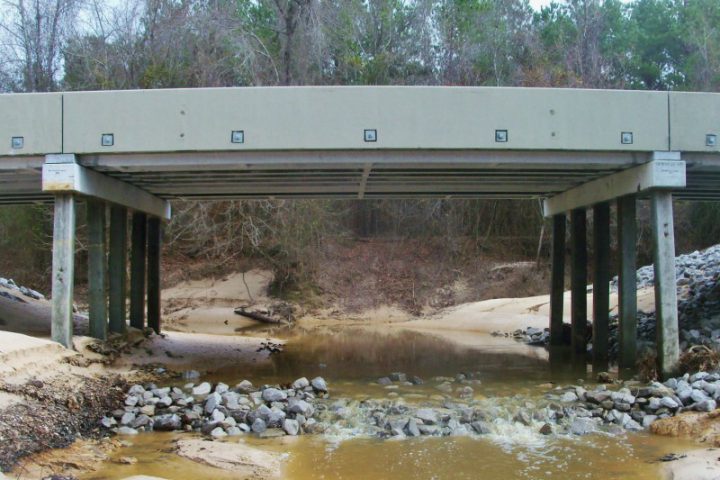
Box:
(570, 208, 588, 363)
(87, 200, 108, 340)
(51, 194, 76, 348)
(549, 214, 567, 346)
(651, 191, 680, 379)
(617, 195, 638, 378)
(130, 212, 147, 330)
(147, 217, 161, 334)
(592, 202, 610, 373)
(109, 206, 128, 334)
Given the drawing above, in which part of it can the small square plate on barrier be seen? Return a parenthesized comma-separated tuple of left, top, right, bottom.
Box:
(231, 130, 244, 144)
(11, 136, 23, 149)
(495, 130, 508, 143)
(621, 132, 634, 145)
(101, 133, 114, 147)
(706, 134, 717, 147)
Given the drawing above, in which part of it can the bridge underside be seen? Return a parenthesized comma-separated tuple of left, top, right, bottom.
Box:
(2, 85, 720, 381)
(2, 151, 720, 205)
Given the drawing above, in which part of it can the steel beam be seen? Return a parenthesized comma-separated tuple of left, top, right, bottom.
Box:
(50, 194, 76, 348)
(571, 208, 588, 360)
(130, 212, 147, 330)
(109, 206, 128, 334)
(549, 214, 567, 346)
(147, 217, 161, 334)
(592, 202, 610, 373)
(87, 199, 108, 340)
(617, 195, 638, 378)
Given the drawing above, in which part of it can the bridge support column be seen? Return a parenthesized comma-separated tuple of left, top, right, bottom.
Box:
(617, 195, 638, 379)
(51, 194, 76, 348)
(570, 208, 588, 371)
(87, 200, 108, 340)
(130, 212, 147, 330)
(549, 214, 567, 346)
(109, 206, 128, 334)
(592, 202, 610, 373)
(147, 217, 161, 334)
(651, 191, 680, 379)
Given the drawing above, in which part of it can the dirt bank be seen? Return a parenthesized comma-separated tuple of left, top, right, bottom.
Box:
(0, 331, 127, 472)
(649, 405, 720, 479)
(0, 328, 278, 476)
(163, 269, 279, 334)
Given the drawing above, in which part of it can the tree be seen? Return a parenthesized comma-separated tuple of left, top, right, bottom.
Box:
(0, 0, 78, 92)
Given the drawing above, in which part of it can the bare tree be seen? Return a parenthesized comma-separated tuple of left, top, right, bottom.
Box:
(0, 0, 77, 91)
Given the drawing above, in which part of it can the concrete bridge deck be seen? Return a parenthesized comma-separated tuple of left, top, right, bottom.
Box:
(1, 86, 719, 380)
(1, 87, 720, 204)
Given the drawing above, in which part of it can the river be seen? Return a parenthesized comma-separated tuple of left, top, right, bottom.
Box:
(84, 328, 695, 479)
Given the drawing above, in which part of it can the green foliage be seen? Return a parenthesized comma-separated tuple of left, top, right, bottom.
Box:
(687, 203, 720, 250)
(0, 205, 53, 288)
(5, 0, 720, 295)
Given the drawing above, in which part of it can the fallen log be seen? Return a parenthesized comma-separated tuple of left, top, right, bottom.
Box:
(233, 307, 282, 324)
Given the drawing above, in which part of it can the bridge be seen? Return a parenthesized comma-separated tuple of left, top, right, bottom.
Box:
(2, 86, 719, 379)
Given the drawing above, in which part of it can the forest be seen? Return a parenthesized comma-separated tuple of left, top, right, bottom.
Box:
(1, 0, 719, 307)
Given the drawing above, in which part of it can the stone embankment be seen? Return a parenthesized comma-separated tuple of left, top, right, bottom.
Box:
(511, 243, 720, 356)
(0, 277, 44, 302)
(102, 370, 720, 440)
(102, 376, 330, 438)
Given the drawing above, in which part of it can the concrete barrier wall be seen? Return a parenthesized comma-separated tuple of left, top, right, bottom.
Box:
(0, 93, 62, 156)
(669, 92, 720, 152)
(61, 87, 669, 153)
(2, 87, 719, 156)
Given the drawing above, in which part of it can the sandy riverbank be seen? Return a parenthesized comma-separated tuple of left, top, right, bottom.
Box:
(0, 326, 279, 478)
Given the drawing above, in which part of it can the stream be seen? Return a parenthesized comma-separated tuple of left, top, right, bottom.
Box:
(85, 328, 696, 479)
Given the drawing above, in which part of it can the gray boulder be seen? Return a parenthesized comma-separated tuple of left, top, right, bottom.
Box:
(192, 382, 212, 396)
(236, 380, 255, 393)
(570, 417, 596, 436)
(252, 418, 267, 433)
(292, 377, 310, 390)
(154, 414, 182, 431)
(288, 398, 314, 417)
(311, 377, 328, 393)
(471, 421, 492, 434)
(694, 399, 717, 412)
(407, 418, 421, 437)
(262, 388, 287, 403)
(205, 392, 222, 414)
(415, 408, 438, 425)
(120, 412, 136, 426)
(283, 419, 300, 436)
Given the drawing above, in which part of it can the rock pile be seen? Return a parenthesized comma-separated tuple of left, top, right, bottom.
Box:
(101, 376, 330, 438)
(512, 243, 720, 357)
(544, 371, 719, 435)
(336, 371, 719, 439)
(102, 370, 720, 441)
(610, 244, 720, 291)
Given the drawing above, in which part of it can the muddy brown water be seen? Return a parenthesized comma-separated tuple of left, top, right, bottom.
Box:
(86, 329, 696, 479)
